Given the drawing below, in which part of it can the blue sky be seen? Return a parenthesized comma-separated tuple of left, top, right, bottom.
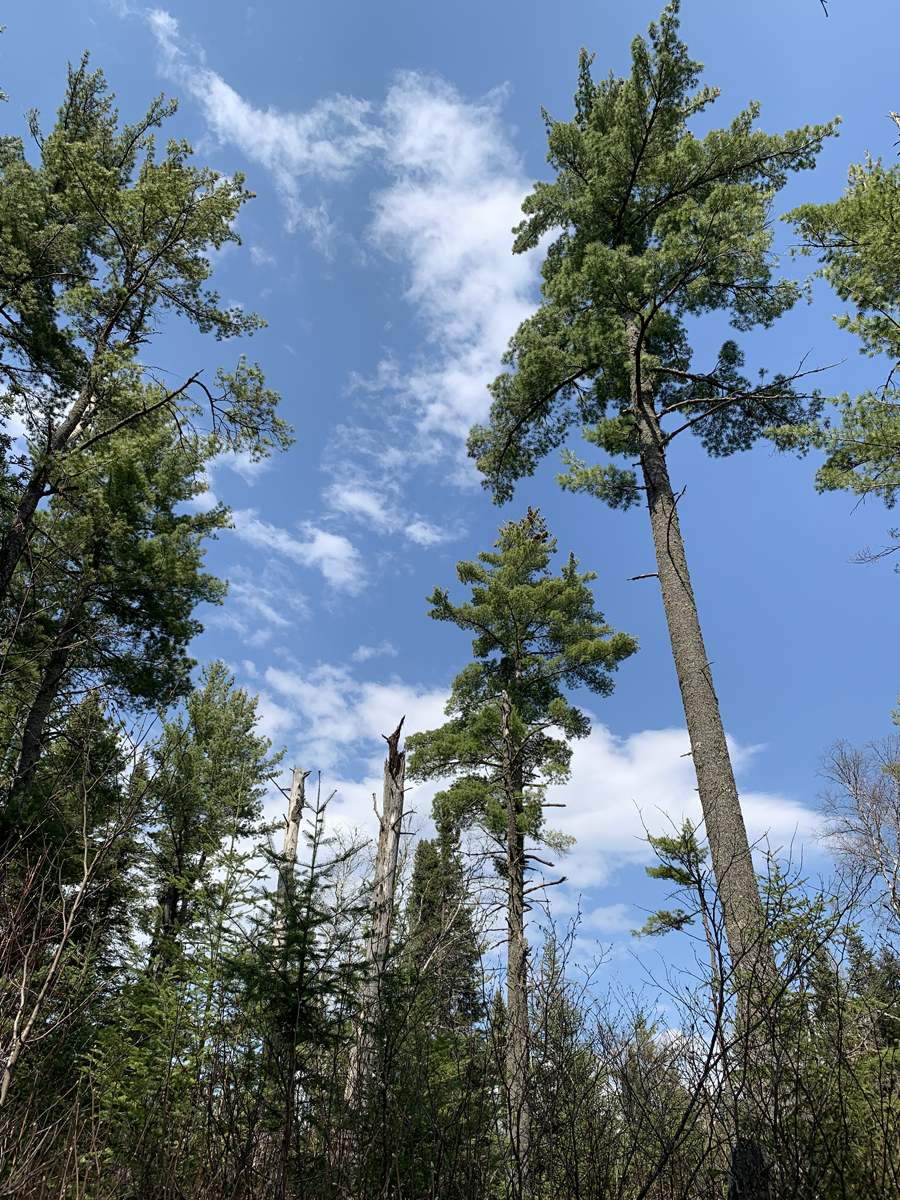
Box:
(4, 0, 899, 965)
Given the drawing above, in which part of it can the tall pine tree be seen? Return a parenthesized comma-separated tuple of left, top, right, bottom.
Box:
(468, 0, 836, 986)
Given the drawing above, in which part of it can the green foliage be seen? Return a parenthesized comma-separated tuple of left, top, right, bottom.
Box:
(0, 55, 289, 444)
(144, 661, 281, 970)
(403, 821, 484, 1029)
(633, 820, 711, 938)
(790, 155, 900, 363)
(7, 419, 227, 714)
(774, 150, 900, 507)
(0, 56, 291, 823)
(468, 1, 836, 502)
(407, 509, 637, 852)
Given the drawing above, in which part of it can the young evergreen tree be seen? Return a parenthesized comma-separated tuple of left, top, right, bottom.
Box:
(144, 662, 281, 974)
(404, 820, 484, 1030)
(407, 509, 637, 1199)
(237, 783, 365, 1200)
(468, 1, 836, 985)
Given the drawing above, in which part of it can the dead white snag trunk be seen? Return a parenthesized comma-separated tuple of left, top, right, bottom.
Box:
(345, 718, 406, 1103)
(273, 767, 310, 952)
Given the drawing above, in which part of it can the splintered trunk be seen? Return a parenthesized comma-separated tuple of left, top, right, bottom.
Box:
(275, 768, 311, 1200)
(501, 691, 531, 1200)
(273, 767, 310, 952)
(628, 322, 774, 988)
(345, 718, 406, 1103)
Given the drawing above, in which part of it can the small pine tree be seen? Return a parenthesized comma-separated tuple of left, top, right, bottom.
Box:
(404, 819, 484, 1030)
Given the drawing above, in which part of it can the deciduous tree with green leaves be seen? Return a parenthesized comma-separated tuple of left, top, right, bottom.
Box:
(407, 509, 636, 1199)
(468, 1, 836, 987)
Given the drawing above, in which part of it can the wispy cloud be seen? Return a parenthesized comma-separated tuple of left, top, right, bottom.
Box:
(249, 245, 277, 267)
(207, 563, 310, 648)
(137, 9, 539, 534)
(321, 73, 541, 523)
(369, 72, 539, 453)
(144, 7, 383, 246)
(351, 640, 398, 663)
(231, 509, 366, 593)
(551, 723, 816, 891)
(324, 473, 466, 546)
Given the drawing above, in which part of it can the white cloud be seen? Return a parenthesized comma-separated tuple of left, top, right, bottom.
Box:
(263, 662, 447, 771)
(231, 509, 366, 592)
(323, 474, 465, 547)
(367, 73, 539, 451)
(137, 13, 540, 538)
(351, 641, 398, 663)
(249, 245, 276, 267)
(206, 564, 310, 647)
(580, 903, 633, 935)
(249, 653, 815, 900)
(326, 481, 397, 533)
(145, 7, 383, 245)
(322, 73, 540, 520)
(552, 724, 816, 891)
(405, 519, 463, 547)
(211, 447, 275, 485)
(256, 661, 449, 840)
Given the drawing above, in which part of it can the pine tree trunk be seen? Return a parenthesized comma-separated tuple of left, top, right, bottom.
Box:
(0, 467, 50, 611)
(345, 718, 406, 1104)
(627, 321, 776, 1197)
(627, 319, 774, 986)
(501, 691, 532, 1200)
(3, 612, 80, 843)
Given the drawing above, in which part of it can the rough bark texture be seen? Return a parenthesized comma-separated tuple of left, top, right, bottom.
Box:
(628, 321, 776, 1196)
(273, 767, 310, 952)
(345, 718, 406, 1103)
(501, 691, 532, 1200)
(627, 320, 774, 985)
(0, 468, 50, 609)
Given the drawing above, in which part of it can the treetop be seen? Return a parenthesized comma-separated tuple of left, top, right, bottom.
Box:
(468, 1, 838, 504)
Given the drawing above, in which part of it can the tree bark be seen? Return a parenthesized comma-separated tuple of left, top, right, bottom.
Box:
(345, 718, 406, 1103)
(627, 319, 777, 1196)
(13, 635, 75, 794)
(627, 319, 775, 987)
(273, 767, 310, 953)
(501, 690, 532, 1200)
(2, 611, 83, 842)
